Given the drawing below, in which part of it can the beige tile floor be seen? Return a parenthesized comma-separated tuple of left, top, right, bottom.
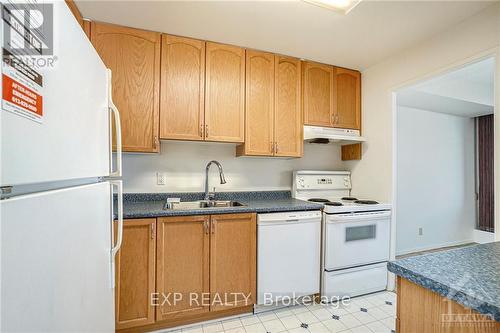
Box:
(155, 291, 397, 333)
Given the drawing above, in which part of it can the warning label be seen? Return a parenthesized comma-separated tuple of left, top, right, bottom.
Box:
(2, 48, 44, 122)
(2, 74, 43, 121)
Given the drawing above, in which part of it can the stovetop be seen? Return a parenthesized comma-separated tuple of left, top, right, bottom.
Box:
(306, 197, 391, 214)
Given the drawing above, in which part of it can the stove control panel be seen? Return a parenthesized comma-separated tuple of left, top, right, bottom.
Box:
(294, 172, 351, 190)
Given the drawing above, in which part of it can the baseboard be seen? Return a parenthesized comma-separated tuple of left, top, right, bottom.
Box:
(473, 229, 495, 243)
(396, 239, 474, 256)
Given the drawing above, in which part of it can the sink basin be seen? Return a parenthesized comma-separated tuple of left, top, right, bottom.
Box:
(164, 200, 246, 210)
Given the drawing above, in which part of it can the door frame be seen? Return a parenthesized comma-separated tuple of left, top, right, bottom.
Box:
(388, 47, 499, 290)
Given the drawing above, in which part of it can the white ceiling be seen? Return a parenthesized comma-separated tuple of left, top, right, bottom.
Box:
(397, 57, 495, 117)
(397, 90, 494, 117)
(75, 0, 496, 70)
(411, 57, 495, 106)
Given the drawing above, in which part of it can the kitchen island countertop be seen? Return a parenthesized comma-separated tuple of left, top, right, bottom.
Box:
(388, 242, 500, 321)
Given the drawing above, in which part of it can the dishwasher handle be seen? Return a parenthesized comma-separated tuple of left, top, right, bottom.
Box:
(257, 215, 321, 226)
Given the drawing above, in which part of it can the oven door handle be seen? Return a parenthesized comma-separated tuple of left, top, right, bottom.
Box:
(326, 211, 391, 223)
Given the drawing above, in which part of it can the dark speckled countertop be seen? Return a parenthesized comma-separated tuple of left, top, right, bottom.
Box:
(117, 190, 323, 218)
(388, 242, 500, 321)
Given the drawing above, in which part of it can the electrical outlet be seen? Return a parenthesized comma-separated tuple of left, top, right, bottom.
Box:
(156, 172, 166, 186)
(418, 227, 423, 236)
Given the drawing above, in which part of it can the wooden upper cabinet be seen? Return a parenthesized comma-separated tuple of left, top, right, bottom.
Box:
(303, 61, 334, 127)
(210, 213, 256, 311)
(334, 68, 361, 130)
(91, 22, 160, 152)
(205, 42, 245, 143)
(156, 215, 210, 321)
(115, 219, 156, 330)
(160, 35, 206, 141)
(65, 0, 83, 29)
(238, 50, 275, 156)
(275, 56, 302, 157)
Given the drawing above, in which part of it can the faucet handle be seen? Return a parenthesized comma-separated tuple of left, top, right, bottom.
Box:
(207, 187, 216, 201)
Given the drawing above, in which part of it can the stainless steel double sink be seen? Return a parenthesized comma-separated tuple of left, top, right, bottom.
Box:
(164, 200, 246, 210)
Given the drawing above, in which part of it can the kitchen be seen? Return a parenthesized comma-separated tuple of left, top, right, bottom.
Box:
(1, 1, 499, 333)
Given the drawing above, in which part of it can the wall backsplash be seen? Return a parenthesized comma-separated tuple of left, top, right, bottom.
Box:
(121, 141, 346, 193)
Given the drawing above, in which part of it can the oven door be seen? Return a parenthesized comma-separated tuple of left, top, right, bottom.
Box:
(324, 210, 391, 270)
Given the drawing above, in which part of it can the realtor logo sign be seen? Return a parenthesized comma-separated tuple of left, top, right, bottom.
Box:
(2, 2, 53, 56)
(1, 2, 49, 123)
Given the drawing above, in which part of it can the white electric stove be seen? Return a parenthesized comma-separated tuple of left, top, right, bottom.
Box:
(293, 170, 392, 300)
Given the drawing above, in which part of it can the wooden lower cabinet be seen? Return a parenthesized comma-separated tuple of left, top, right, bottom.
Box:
(115, 219, 156, 330)
(397, 277, 500, 333)
(156, 215, 210, 321)
(210, 213, 257, 311)
(116, 214, 256, 332)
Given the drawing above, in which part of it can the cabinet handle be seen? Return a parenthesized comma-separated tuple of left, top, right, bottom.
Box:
(200, 124, 204, 138)
(205, 124, 209, 137)
(275, 142, 278, 154)
(270, 141, 274, 154)
(204, 220, 209, 234)
(331, 114, 336, 124)
(151, 223, 155, 239)
(211, 221, 216, 234)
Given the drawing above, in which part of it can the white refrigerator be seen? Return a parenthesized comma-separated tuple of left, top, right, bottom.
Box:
(0, 2, 123, 331)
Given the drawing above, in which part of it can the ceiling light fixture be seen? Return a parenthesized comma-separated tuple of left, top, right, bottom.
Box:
(302, 0, 362, 14)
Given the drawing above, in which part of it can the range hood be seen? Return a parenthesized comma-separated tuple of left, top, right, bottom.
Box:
(304, 125, 365, 144)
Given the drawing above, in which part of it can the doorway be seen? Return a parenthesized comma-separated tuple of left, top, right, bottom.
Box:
(393, 57, 495, 256)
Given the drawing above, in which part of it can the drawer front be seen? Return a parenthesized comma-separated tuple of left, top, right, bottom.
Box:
(322, 263, 388, 299)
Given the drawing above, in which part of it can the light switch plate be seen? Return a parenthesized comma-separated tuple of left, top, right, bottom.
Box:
(157, 172, 166, 185)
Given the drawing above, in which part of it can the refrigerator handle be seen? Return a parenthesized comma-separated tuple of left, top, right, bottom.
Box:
(108, 69, 122, 178)
(111, 180, 123, 258)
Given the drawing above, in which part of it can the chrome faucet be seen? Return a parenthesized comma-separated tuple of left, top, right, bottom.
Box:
(204, 160, 226, 200)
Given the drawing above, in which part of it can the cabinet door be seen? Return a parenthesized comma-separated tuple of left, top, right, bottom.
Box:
(115, 219, 156, 330)
(239, 50, 275, 156)
(160, 35, 205, 141)
(91, 22, 160, 152)
(205, 42, 245, 143)
(334, 68, 361, 130)
(274, 56, 303, 157)
(210, 213, 256, 311)
(302, 61, 334, 127)
(156, 216, 210, 321)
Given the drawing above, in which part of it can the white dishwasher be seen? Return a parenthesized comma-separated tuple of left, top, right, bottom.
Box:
(257, 210, 322, 305)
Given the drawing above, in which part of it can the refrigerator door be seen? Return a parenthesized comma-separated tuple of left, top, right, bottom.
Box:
(1, 1, 110, 186)
(1, 182, 115, 332)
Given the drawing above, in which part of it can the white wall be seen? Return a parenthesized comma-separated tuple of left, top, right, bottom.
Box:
(122, 141, 345, 193)
(395, 106, 475, 255)
(346, 3, 499, 201)
(343, 3, 500, 242)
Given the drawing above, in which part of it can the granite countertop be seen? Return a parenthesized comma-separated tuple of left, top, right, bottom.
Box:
(117, 191, 323, 218)
(388, 242, 500, 321)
